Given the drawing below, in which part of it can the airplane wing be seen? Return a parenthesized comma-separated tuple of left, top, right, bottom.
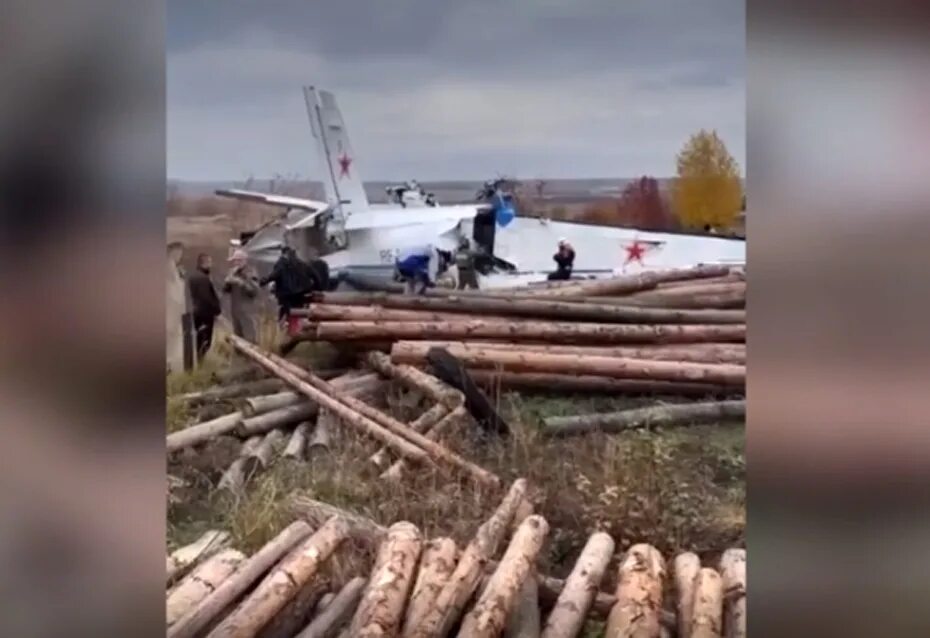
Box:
(214, 189, 328, 213)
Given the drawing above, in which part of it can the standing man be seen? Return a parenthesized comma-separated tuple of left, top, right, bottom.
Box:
(188, 253, 221, 361)
(454, 238, 480, 290)
(395, 244, 452, 295)
(166, 242, 195, 372)
(261, 245, 320, 325)
(548, 238, 576, 281)
(223, 249, 260, 343)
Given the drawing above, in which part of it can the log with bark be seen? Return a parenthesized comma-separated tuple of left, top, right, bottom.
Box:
(230, 335, 500, 488)
(690, 568, 723, 638)
(394, 347, 745, 387)
(626, 282, 745, 302)
(392, 341, 746, 365)
(310, 410, 335, 453)
(295, 303, 520, 324)
(612, 288, 745, 310)
(167, 548, 245, 625)
(364, 351, 465, 409)
(402, 537, 459, 636)
(167, 530, 232, 586)
(541, 532, 615, 638)
(207, 516, 350, 638)
(604, 543, 666, 638)
(283, 422, 313, 459)
(458, 514, 550, 637)
(505, 573, 541, 638)
(168, 521, 314, 638)
(348, 522, 423, 637)
(673, 552, 701, 638)
(409, 478, 529, 638)
(308, 320, 746, 345)
(309, 293, 745, 325)
(718, 549, 746, 638)
(296, 577, 367, 638)
(469, 371, 742, 398)
(527, 265, 732, 298)
(543, 400, 746, 437)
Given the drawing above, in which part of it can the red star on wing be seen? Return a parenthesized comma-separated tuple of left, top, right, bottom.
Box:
(623, 240, 647, 266)
(337, 153, 352, 178)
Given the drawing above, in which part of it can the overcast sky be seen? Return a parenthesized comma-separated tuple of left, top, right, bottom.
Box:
(167, 0, 744, 181)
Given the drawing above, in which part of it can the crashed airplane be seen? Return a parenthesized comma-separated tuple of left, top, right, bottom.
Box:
(218, 86, 745, 289)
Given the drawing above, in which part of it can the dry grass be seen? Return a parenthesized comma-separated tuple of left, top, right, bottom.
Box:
(166, 330, 745, 585)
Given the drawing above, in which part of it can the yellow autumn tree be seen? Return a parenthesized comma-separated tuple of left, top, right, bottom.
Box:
(672, 129, 743, 229)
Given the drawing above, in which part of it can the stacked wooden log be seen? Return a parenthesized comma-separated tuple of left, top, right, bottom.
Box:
(166, 484, 747, 638)
(291, 265, 745, 398)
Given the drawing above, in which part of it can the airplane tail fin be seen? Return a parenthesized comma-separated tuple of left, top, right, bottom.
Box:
(303, 86, 369, 219)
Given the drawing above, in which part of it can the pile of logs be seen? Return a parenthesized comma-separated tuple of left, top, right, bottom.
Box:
(166, 479, 747, 638)
(167, 336, 497, 491)
(287, 265, 746, 400)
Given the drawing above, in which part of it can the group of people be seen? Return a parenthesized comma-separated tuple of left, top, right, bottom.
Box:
(168, 243, 330, 368)
(392, 237, 576, 294)
(168, 234, 578, 370)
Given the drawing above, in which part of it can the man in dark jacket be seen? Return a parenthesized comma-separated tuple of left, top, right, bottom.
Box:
(260, 246, 321, 321)
(548, 238, 576, 280)
(188, 253, 222, 361)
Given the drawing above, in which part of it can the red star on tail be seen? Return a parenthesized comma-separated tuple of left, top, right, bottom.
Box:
(337, 153, 352, 178)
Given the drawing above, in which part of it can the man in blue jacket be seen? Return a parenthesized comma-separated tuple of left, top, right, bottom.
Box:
(394, 244, 452, 295)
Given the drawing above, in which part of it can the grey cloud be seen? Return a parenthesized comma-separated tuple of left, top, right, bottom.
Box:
(167, 0, 745, 180)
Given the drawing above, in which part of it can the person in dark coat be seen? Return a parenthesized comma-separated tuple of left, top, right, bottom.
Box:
(548, 238, 576, 280)
(188, 253, 222, 361)
(260, 246, 321, 321)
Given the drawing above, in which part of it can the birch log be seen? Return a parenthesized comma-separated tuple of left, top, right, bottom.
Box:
(207, 516, 350, 638)
(458, 515, 550, 637)
(167, 530, 232, 585)
(604, 543, 666, 638)
(168, 521, 313, 638)
(409, 478, 529, 638)
(296, 577, 367, 638)
(167, 549, 245, 626)
(690, 568, 723, 638)
(541, 532, 615, 638)
(673, 553, 701, 638)
(238, 403, 319, 437)
(718, 549, 746, 638)
(543, 400, 746, 437)
(348, 522, 423, 637)
(175, 378, 284, 403)
(401, 537, 459, 636)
